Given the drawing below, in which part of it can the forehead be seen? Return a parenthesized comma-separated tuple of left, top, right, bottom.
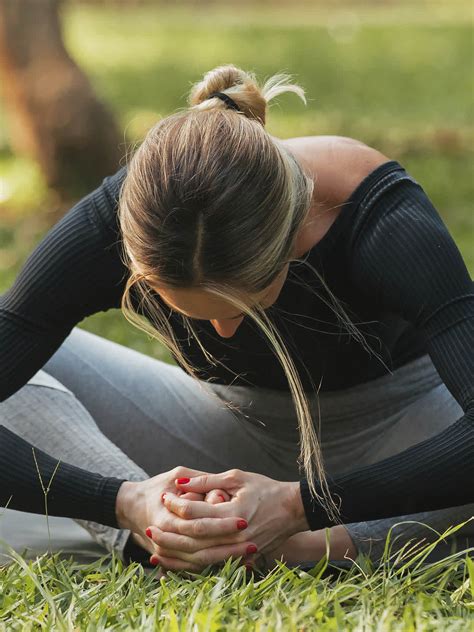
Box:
(156, 286, 260, 320)
(150, 264, 289, 320)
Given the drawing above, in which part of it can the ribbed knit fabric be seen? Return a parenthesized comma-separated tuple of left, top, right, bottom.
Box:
(300, 415, 473, 530)
(298, 159, 474, 530)
(0, 159, 472, 525)
(0, 426, 125, 528)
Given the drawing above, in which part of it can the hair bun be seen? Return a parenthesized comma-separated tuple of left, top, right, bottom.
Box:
(188, 64, 307, 126)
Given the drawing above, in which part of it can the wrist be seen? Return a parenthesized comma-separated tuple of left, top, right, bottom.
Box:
(284, 481, 309, 534)
(115, 481, 139, 531)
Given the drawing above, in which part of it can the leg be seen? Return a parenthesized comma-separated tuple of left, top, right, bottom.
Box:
(42, 327, 300, 479)
(0, 371, 148, 555)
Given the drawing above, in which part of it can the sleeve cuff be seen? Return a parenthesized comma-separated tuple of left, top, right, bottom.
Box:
(97, 477, 128, 529)
(299, 479, 332, 531)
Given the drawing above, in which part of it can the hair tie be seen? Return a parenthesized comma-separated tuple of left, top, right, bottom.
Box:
(208, 92, 241, 112)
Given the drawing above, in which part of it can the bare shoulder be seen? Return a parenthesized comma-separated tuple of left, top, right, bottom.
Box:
(283, 135, 391, 209)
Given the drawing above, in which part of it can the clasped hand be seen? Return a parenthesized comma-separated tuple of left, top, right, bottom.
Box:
(116, 467, 308, 572)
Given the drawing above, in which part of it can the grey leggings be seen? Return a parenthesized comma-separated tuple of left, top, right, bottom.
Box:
(2, 327, 473, 560)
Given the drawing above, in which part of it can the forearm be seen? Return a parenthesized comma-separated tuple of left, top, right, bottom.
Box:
(0, 425, 126, 527)
(266, 526, 357, 566)
(300, 411, 473, 531)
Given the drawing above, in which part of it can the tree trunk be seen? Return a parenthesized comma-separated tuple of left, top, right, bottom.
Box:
(0, 0, 122, 201)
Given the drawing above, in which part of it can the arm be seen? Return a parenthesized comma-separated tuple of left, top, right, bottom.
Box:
(0, 425, 124, 526)
(0, 167, 128, 402)
(0, 168, 129, 521)
(301, 167, 473, 528)
(1, 425, 253, 564)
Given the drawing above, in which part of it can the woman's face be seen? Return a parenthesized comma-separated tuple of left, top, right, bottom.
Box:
(155, 264, 290, 338)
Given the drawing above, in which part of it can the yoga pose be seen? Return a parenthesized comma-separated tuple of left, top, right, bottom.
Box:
(1, 65, 473, 570)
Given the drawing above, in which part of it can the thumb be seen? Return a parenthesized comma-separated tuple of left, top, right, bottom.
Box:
(179, 492, 206, 501)
(205, 489, 231, 504)
(175, 472, 228, 494)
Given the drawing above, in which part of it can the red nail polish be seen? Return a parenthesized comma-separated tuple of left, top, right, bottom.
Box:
(177, 477, 190, 485)
(246, 544, 258, 555)
(237, 519, 248, 530)
(145, 528, 152, 538)
(150, 557, 160, 567)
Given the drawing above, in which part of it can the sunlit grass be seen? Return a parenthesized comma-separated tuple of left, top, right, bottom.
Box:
(1, 521, 472, 630)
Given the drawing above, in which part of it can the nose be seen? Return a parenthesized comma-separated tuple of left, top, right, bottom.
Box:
(210, 317, 244, 338)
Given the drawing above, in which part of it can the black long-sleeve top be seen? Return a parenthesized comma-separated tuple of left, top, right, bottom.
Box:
(1, 160, 473, 529)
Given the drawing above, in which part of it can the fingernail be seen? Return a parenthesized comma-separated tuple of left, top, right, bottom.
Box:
(237, 519, 248, 530)
(161, 493, 167, 502)
(218, 494, 226, 502)
(145, 527, 152, 538)
(150, 556, 160, 566)
(177, 477, 190, 484)
(246, 544, 258, 555)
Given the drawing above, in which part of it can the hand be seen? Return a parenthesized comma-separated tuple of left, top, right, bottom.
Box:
(115, 467, 251, 562)
(127, 487, 231, 568)
(156, 469, 309, 564)
(145, 486, 259, 572)
(163, 492, 354, 572)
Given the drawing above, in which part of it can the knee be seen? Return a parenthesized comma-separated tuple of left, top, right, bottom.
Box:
(0, 371, 92, 446)
(26, 370, 73, 396)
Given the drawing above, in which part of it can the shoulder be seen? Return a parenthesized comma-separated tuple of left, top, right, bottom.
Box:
(92, 165, 128, 235)
(282, 135, 391, 210)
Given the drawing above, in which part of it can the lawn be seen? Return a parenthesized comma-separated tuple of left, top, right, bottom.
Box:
(1, 522, 473, 630)
(0, 1, 473, 629)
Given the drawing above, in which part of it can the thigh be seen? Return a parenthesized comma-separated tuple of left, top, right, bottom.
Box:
(1, 370, 146, 481)
(43, 327, 299, 478)
(358, 380, 463, 467)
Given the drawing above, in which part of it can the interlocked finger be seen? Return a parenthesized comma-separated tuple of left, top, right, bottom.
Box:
(178, 491, 206, 501)
(156, 513, 248, 539)
(163, 492, 229, 519)
(150, 540, 258, 571)
(146, 526, 247, 554)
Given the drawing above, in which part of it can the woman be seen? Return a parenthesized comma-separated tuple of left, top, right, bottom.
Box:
(1, 64, 472, 570)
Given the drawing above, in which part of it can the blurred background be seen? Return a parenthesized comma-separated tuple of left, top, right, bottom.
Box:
(0, 0, 472, 362)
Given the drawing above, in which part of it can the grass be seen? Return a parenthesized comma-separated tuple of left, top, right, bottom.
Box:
(0, 1, 473, 628)
(1, 522, 473, 630)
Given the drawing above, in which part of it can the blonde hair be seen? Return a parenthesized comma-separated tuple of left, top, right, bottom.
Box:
(118, 64, 342, 519)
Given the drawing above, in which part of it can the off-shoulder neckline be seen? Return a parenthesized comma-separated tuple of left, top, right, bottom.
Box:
(304, 160, 404, 257)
